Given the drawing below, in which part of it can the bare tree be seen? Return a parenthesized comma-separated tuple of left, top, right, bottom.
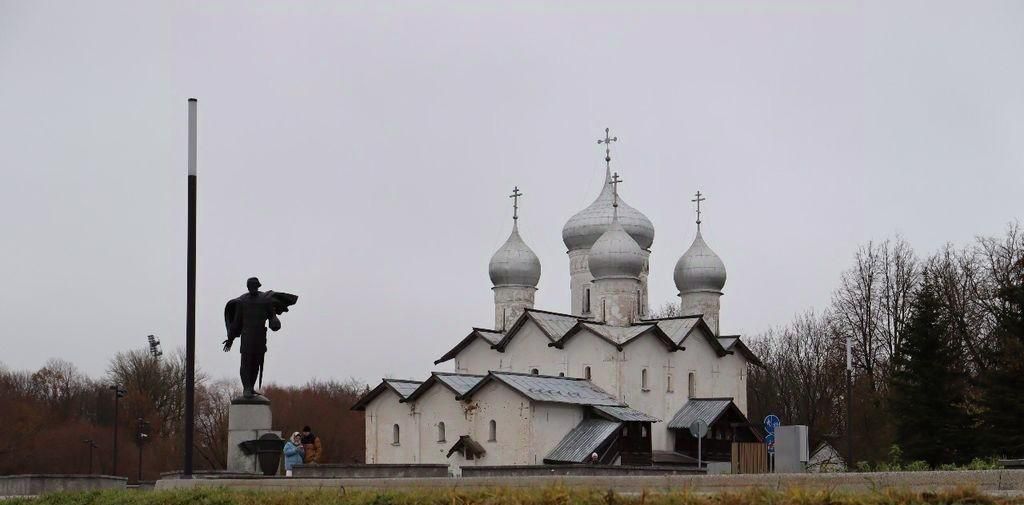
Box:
(832, 242, 883, 391)
(878, 237, 920, 365)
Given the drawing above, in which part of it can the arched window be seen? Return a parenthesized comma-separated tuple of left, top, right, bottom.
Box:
(641, 368, 649, 391)
(667, 374, 674, 393)
(583, 289, 591, 313)
(558, 372, 565, 377)
(392, 424, 400, 445)
(437, 422, 446, 442)
(531, 368, 539, 375)
(488, 420, 497, 442)
(584, 366, 592, 380)
(688, 372, 696, 399)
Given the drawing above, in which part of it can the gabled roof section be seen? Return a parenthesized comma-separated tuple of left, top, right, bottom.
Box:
(667, 398, 736, 429)
(434, 327, 503, 365)
(492, 308, 587, 351)
(350, 378, 423, 411)
(544, 418, 621, 464)
(459, 371, 622, 406)
(719, 335, 763, 367)
(402, 372, 486, 403)
(643, 315, 729, 356)
(553, 321, 679, 351)
(591, 405, 661, 423)
(447, 435, 486, 459)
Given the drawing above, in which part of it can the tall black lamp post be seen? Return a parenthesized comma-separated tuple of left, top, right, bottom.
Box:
(845, 336, 854, 469)
(109, 384, 126, 475)
(183, 98, 197, 477)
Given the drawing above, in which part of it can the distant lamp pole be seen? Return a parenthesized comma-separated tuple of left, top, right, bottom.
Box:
(83, 439, 98, 474)
(136, 418, 150, 483)
(184, 97, 198, 478)
(845, 336, 854, 469)
(109, 384, 126, 475)
(147, 335, 163, 358)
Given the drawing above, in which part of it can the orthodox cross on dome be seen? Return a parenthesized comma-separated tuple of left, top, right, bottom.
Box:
(610, 172, 623, 213)
(509, 186, 523, 221)
(597, 127, 618, 171)
(692, 190, 706, 231)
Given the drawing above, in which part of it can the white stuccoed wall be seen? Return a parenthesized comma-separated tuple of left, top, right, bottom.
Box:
(530, 403, 585, 464)
(464, 380, 532, 465)
(364, 389, 418, 464)
(410, 385, 473, 464)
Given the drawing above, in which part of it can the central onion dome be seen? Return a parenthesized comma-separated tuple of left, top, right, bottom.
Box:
(562, 170, 655, 252)
(673, 230, 727, 293)
(588, 217, 646, 280)
(489, 222, 541, 287)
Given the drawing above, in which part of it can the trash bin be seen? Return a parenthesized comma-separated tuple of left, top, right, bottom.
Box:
(238, 433, 286, 476)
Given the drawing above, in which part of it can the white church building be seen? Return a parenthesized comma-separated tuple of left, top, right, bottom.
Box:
(354, 132, 762, 467)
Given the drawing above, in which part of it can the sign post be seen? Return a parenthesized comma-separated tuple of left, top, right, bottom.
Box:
(689, 420, 709, 469)
(764, 414, 780, 472)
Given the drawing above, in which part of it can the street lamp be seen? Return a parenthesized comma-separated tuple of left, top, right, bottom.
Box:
(82, 439, 98, 474)
(136, 418, 150, 483)
(109, 384, 126, 475)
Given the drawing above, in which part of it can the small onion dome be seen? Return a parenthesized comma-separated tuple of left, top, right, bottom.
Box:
(673, 230, 727, 293)
(489, 222, 541, 287)
(562, 171, 655, 252)
(588, 218, 646, 280)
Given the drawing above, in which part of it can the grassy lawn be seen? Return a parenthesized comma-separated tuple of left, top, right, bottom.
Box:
(7, 486, 1022, 505)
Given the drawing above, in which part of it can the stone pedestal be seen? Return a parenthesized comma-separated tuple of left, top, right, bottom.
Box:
(226, 400, 279, 474)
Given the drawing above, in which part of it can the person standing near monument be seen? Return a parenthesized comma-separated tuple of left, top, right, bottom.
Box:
(301, 425, 323, 464)
(283, 432, 305, 477)
(223, 277, 298, 400)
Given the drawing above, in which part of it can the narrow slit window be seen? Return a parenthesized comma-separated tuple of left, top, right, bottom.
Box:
(488, 420, 497, 442)
(584, 366, 592, 380)
(641, 368, 649, 390)
(688, 372, 696, 398)
(392, 424, 400, 445)
(437, 422, 445, 442)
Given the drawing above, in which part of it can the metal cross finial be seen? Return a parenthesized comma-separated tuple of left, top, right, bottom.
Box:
(610, 172, 623, 209)
(597, 127, 618, 169)
(509, 186, 523, 221)
(692, 190, 706, 230)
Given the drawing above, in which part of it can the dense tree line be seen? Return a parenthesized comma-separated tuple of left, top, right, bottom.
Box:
(746, 223, 1024, 466)
(0, 350, 365, 480)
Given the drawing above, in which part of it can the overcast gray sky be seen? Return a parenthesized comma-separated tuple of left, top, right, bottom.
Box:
(1, 1, 1021, 386)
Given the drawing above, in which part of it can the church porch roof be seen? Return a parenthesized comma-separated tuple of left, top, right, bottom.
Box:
(592, 405, 661, 423)
(544, 418, 622, 464)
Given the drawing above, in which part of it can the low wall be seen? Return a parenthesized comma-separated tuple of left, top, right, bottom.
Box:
(461, 465, 704, 478)
(293, 464, 449, 479)
(155, 469, 1024, 493)
(0, 474, 127, 496)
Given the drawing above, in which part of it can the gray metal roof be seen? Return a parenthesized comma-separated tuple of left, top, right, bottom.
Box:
(592, 405, 661, 422)
(529, 311, 582, 340)
(582, 323, 654, 345)
(476, 328, 503, 345)
(667, 398, 733, 429)
(435, 373, 485, 396)
(489, 372, 622, 406)
(384, 379, 422, 400)
(544, 418, 622, 463)
(655, 318, 700, 345)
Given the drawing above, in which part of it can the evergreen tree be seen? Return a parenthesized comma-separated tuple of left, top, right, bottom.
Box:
(977, 261, 1024, 457)
(889, 275, 973, 466)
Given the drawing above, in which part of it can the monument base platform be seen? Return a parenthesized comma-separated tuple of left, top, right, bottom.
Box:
(226, 401, 279, 474)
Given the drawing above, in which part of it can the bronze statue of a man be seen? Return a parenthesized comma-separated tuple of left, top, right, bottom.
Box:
(223, 277, 298, 400)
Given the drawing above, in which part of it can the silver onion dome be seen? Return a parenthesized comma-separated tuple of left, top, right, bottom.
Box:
(562, 170, 655, 252)
(588, 218, 646, 280)
(489, 222, 541, 287)
(673, 230, 727, 293)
